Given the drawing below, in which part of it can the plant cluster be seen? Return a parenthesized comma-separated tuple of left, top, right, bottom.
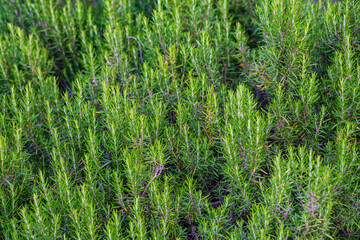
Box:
(1, 0, 360, 239)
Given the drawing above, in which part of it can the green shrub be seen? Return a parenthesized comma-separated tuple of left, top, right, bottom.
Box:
(1, 0, 360, 239)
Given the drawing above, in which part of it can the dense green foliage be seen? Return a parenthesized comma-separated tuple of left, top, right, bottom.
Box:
(1, 0, 360, 239)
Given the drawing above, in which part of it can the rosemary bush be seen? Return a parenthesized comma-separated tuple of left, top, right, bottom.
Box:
(1, 0, 360, 239)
